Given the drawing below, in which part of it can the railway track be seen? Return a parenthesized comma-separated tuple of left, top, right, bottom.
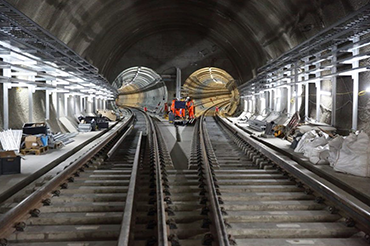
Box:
(0, 108, 370, 246)
(204, 115, 370, 246)
(0, 109, 141, 245)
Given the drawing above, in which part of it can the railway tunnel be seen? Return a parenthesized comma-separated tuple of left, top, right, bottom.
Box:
(1, 0, 370, 245)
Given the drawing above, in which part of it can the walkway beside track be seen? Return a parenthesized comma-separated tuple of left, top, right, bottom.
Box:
(0, 121, 128, 203)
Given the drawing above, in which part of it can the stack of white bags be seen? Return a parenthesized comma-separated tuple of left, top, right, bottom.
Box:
(294, 130, 370, 177)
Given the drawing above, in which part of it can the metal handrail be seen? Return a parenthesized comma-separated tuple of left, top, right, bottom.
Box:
(117, 131, 143, 246)
(199, 114, 230, 246)
(0, 114, 134, 239)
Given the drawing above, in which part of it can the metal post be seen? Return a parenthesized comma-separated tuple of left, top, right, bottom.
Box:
(269, 90, 273, 111)
(316, 80, 321, 122)
(3, 83, 9, 130)
(286, 65, 292, 116)
(315, 54, 322, 122)
(56, 92, 60, 118)
(93, 97, 96, 114)
(331, 46, 337, 126)
(305, 83, 309, 121)
(3, 59, 10, 130)
(79, 96, 83, 114)
(28, 86, 33, 122)
(45, 90, 50, 120)
(176, 67, 181, 99)
(297, 84, 303, 114)
(287, 86, 291, 116)
(82, 97, 86, 113)
(294, 62, 299, 112)
(64, 94, 68, 117)
(303, 57, 310, 121)
(84, 97, 87, 113)
(73, 95, 76, 115)
(352, 37, 360, 131)
(352, 73, 359, 131)
(276, 88, 281, 112)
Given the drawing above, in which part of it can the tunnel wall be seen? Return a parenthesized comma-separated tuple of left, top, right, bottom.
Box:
(0, 86, 98, 133)
(116, 86, 167, 113)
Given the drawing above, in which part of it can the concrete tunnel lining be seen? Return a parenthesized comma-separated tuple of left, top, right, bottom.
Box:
(1, 0, 370, 134)
(5, 0, 367, 84)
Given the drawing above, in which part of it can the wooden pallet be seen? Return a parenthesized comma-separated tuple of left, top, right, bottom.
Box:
(21, 146, 49, 155)
(54, 142, 63, 149)
(49, 142, 63, 149)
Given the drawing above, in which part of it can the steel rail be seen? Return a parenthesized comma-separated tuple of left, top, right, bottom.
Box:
(117, 131, 143, 246)
(106, 125, 134, 158)
(148, 115, 169, 246)
(199, 114, 230, 246)
(217, 115, 370, 234)
(0, 114, 134, 239)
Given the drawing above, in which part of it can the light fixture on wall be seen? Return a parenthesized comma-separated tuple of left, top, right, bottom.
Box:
(359, 87, 370, 96)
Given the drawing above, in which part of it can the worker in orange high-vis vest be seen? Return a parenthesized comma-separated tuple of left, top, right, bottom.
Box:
(187, 98, 195, 119)
(171, 99, 176, 114)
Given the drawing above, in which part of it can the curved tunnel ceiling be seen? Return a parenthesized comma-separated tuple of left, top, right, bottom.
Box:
(113, 66, 162, 93)
(184, 67, 240, 115)
(6, 0, 368, 86)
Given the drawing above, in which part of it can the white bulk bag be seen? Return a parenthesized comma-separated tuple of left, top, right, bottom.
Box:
(334, 132, 370, 177)
(308, 144, 330, 165)
(303, 135, 329, 159)
(328, 136, 344, 167)
(294, 130, 318, 153)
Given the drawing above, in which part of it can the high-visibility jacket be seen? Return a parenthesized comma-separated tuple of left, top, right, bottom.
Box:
(187, 100, 194, 119)
(171, 100, 176, 114)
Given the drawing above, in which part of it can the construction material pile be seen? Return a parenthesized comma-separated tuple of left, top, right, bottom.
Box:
(294, 130, 370, 177)
(0, 129, 22, 152)
(21, 122, 77, 155)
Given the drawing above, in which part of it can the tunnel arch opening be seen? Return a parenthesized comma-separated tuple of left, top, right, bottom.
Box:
(114, 66, 168, 112)
(183, 67, 240, 116)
